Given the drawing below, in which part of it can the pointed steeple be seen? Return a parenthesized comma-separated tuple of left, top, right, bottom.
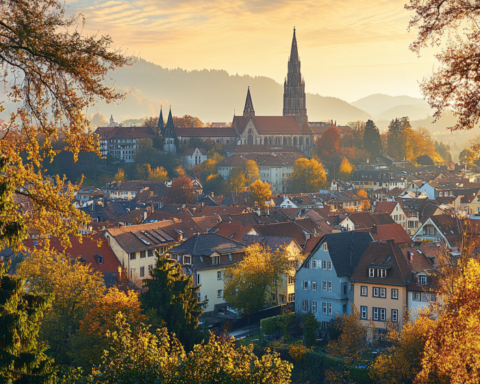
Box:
(166, 107, 175, 129)
(289, 27, 299, 62)
(243, 87, 255, 117)
(157, 106, 164, 130)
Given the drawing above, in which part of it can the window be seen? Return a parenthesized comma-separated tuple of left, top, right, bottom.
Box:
(322, 302, 327, 314)
(148, 264, 153, 272)
(323, 243, 328, 251)
(421, 293, 428, 302)
(380, 308, 386, 321)
(302, 300, 308, 312)
(322, 261, 327, 270)
(217, 290, 223, 298)
(360, 306, 368, 319)
(148, 249, 154, 257)
(392, 309, 398, 323)
(288, 275, 295, 285)
(129, 252, 136, 260)
(378, 269, 386, 278)
(328, 281, 332, 292)
(288, 293, 295, 302)
(328, 303, 332, 315)
(312, 301, 317, 313)
(312, 282, 317, 291)
(328, 261, 332, 270)
(373, 307, 379, 321)
(419, 275, 428, 285)
(361, 286, 368, 296)
(430, 294, 436, 302)
(323, 281, 327, 291)
(373, 287, 380, 297)
(217, 271, 222, 280)
(212, 256, 220, 265)
(413, 292, 421, 301)
(380, 288, 386, 298)
(197, 273, 201, 285)
(140, 266, 145, 278)
(392, 289, 398, 299)
(140, 251, 146, 258)
(369, 268, 375, 277)
(312, 260, 317, 269)
(183, 255, 191, 265)
(304, 281, 308, 290)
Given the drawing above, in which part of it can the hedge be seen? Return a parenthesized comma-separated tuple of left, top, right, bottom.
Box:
(260, 312, 295, 335)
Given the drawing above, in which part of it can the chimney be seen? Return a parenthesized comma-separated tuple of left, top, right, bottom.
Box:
(407, 251, 414, 262)
(257, 208, 261, 216)
(211, 192, 214, 198)
(371, 224, 377, 235)
(144, 211, 148, 221)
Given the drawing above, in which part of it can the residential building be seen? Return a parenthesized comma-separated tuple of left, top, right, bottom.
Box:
(102, 180, 167, 201)
(295, 232, 373, 328)
(373, 201, 407, 229)
(183, 148, 208, 168)
(357, 223, 413, 246)
(167, 233, 246, 315)
(412, 215, 461, 249)
(339, 212, 395, 231)
(351, 170, 406, 191)
(350, 241, 413, 333)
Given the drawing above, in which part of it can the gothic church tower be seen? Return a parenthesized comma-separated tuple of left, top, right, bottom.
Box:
(283, 28, 308, 124)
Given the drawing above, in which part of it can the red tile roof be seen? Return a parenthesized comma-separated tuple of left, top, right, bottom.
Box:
(232, 116, 313, 135)
(373, 201, 398, 215)
(358, 223, 412, 245)
(175, 127, 236, 137)
(210, 221, 255, 241)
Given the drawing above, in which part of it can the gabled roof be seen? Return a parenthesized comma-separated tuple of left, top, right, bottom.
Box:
(428, 215, 461, 246)
(350, 241, 412, 286)
(184, 148, 207, 156)
(241, 235, 299, 252)
(304, 232, 373, 277)
(168, 233, 245, 256)
(232, 115, 312, 136)
(210, 221, 255, 241)
(175, 127, 236, 137)
(373, 201, 398, 215)
(253, 221, 307, 246)
(344, 212, 395, 229)
(358, 223, 413, 245)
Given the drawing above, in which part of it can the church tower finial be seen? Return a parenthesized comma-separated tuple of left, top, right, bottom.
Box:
(157, 105, 164, 133)
(283, 28, 308, 125)
(243, 87, 255, 117)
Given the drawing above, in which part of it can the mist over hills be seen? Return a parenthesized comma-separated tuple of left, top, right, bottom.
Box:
(92, 58, 371, 124)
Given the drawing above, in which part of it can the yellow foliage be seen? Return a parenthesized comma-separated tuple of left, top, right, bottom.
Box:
(338, 157, 354, 181)
(114, 168, 126, 181)
(288, 341, 308, 362)
(288, 158, 327, 193)
(249, 179, 272, 208)
(244, 159, 260, 185)
(147, 166, 168, 181)
(230, 167, 247, 193)
(175, 165, 186, 176)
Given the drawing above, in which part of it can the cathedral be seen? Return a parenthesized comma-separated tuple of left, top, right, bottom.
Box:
(232, 28, 314, 153)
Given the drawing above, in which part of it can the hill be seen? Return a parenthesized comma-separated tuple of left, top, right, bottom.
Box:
(352, 94, 431, 119)
(89, 58, 371, 124)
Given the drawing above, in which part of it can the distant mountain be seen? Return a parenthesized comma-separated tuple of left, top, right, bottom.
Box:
(87, 58, 371, 124)
(352, 94, 431, 119)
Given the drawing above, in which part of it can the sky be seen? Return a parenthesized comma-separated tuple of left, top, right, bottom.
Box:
(68, 0, 437, 102)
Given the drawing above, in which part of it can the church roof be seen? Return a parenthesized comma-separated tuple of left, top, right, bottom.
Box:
(158, 107, 164, 130)
(289, 27, 299, 62)
(232, 115, 313, 135)
(243, 87, 255, 116)
(166, 108, 174, 129)
(175, 127, 236, 137)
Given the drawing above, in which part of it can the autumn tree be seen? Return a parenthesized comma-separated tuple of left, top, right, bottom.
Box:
(90, 314, 292, 383)
(223, 243, 292, 314)
(244, 159, 260, 185)
(0, 264, 56, 383)
(406, 0, 480, 132)
(416, 154, 435, 166)
(288, 158, 327, 193)
(249, 180, 272, 209)
(0, 0, 127, 258)
(175, 165, 186, 177)
(343, 121, 365, 149)
(315, 126, 341, 157)
(17, 248, 104, 365)
(435, 141, 453, 163)
(143, 116, 159, 128)
(134, 139, 157, 166)
(140, 254, 204, 351)
(114, 168, 126, 181)
(147, 165, 168, 181)
(325, 306, 369, 383)
(172, 115, 204, 128)
(165, 176, 196, 204)
(197, 158, 218, 182)
(363, 119, 382, 158)
(229, 167, 247, 193)
(387, 117, 411, 158)
(72, 288, 146, 370)
(338, 157, 354, 181)
(203, 174, 228, 197)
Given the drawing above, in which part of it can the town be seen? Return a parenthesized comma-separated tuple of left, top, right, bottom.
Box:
(1, 1, 479, 383)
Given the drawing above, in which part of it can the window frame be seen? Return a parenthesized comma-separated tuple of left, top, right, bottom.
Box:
(373, 287, 380, 297)
(312, 281, 317, 291)
(312, 301, 317, 313)
(303, 280, 308, 290)
(129, 252, 136, 260)
(302, 300, 308, 312)
(391, 288, 398, 300)
(391, 309, 398, 323)
(380, 288, 386, 298)
(139, 266, 145, 278)
(361, 286, 368, 297)
(217, 271, 222, 280)
(369, 268, 375, 277)
(360, 305, 368, 320)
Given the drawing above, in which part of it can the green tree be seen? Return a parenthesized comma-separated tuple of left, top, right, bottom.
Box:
(134, 139, 157, 166)
(288, 158, 327, 193)
(363, 119, 382, 158)
(223, 243, 292, 314)
(0, 264, 56, 383)
(204, 174, 229, 197)
(140, 254, 204, 351)
(387, 117, 411, 158)
(343, 121, 366, 149)
(303, 313, 319, 348)
(249, 180, 272, 209)
(416, 154, 435, 166)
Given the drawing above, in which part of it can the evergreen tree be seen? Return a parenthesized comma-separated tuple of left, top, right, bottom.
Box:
(0, 264, 56, 383)
(387, 117, 411, 158)
(363, 119, 382, 158)
(140, 254, 204, 351)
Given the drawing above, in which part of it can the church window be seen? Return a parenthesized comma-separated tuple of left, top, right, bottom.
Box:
(293, 137, 297, 146)
(247, 129, 254, 145)
(283, 137, 287, 145)
(288, 137, 291, 145)
(306, 138, 309, 147)
(264, 137, 268, 145)
(275, 137, 280, 145)
(299, 137, 303, 145)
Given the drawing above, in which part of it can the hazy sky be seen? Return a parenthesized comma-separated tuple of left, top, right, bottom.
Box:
(69, 0, 436, 102)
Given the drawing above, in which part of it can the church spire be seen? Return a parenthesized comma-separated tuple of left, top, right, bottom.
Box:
(166, 107, 174, 129)
(157, 106, 164, 131)
(283, 28, 308, 125)
(243, 87, 255, 117)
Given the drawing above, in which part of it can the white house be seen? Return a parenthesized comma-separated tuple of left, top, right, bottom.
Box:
(183, 148, 208, 169)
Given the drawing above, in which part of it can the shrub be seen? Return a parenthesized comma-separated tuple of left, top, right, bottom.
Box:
(260, 312, 295, 336)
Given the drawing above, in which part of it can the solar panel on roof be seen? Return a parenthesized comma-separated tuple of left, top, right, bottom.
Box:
(154, 229, 174, 242)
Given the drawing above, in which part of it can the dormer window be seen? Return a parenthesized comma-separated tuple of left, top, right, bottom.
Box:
(378, 269, 387, 278)
(419, 275, 427, 285)
(323, 243, 328, 251)
(183, 255, 191, 265)
(212, 256, 220, 265)
(369, 268, 375, 277)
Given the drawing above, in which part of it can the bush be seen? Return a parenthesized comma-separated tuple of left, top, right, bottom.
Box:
(260, 312, 295, 336)
(303, 313, 319, 348)
(350, 367, 371, 384)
